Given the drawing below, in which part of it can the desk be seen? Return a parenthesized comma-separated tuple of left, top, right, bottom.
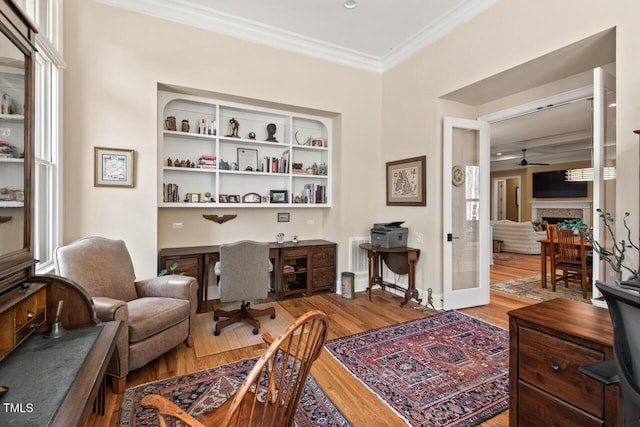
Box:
(539, 237, 592, 289)
(0, 321, 121, 426)
(508, 298, 617, 426)
(359, 243, 421, 307)
(159, 240, 336, 312)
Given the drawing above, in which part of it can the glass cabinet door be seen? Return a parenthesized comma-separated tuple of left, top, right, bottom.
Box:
(0, 34, 26, 256)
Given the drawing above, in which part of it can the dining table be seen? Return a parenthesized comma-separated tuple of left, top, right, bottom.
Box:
(539, 235, 592, 288)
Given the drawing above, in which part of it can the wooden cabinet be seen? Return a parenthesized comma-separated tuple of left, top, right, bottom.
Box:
(158, 90, 332, 208)
(0, 282, 46, 361)
(508, 298, 619, 426)
(279, 241, 336, 298)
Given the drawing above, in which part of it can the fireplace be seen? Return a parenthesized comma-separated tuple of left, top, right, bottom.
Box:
(542, 216, 574, 224)
(531, 201, 592, 225)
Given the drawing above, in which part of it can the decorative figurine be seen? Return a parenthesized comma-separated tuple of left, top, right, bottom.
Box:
(248, 131, 256, 140)
(225, 118, 240, 138)
(181, 119, 190, 132)
(167, 158, 173, 167)
(219, 160, 230, 170)
(165, 116, 177, 131)
(265, 123, 278, 142)
(292, 235, 298, 244)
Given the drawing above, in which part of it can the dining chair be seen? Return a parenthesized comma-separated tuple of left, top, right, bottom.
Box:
(142, 310, 329, 426)
(552, 228, 592, 298)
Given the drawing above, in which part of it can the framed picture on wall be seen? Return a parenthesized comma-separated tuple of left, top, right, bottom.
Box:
(386, 155, 426, 206)
(94, 147, 135, 187)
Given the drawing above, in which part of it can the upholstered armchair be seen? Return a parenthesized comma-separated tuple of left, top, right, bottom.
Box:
(53, 237, 198, 393)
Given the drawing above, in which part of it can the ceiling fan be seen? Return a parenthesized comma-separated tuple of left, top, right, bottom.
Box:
(517, 149, 549, 167)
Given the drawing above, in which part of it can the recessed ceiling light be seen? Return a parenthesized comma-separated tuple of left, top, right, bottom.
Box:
(343, 0, 358, 9)
(496, 152, 502, 156)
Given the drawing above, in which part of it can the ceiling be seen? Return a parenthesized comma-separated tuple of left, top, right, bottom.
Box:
(98, 0, 615, 171)
(97, 0, 500, 72)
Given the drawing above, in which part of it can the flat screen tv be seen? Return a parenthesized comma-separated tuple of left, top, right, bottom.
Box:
(532, 170, 588, 198)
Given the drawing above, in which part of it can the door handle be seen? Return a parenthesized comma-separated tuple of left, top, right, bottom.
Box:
(447, 234, 460, 242)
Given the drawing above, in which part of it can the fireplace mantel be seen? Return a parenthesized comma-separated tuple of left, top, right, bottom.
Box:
(531, 201, 592, 224)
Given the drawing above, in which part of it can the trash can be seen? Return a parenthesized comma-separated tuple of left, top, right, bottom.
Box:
(341, 272, 355, 300)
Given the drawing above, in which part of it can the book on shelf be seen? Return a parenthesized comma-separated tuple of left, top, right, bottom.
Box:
(198, 155, 216, 169)
(302, 183, 326, 204)
(283, 265, 295, 273)
(163, 183, 180, 203)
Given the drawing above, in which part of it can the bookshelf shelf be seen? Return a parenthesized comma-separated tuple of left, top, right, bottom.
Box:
(158, 90, 332, 208)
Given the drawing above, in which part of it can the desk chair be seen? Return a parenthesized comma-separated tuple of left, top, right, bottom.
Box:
(550, 228, 592, 299)
(579, 281, 640, 426)
(213, 240, 275, 336)
(142, 310, 329, 426)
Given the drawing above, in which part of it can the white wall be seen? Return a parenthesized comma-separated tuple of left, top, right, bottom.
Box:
(63, 0, 382, 277)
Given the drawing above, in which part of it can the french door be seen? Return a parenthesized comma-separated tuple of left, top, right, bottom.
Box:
(443, 117, 490, 309)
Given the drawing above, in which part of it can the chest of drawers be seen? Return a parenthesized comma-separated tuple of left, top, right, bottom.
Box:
(508, 298, 619, 426)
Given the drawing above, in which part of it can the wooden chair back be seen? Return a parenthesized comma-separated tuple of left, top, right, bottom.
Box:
(142, 310, 329, 426)
(556, 228, 581, 263)
(140, 395, 204, 427)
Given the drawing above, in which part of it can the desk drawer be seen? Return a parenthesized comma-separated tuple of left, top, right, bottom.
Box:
(282, 248, 308, 258)
(518, 326, 605, 418)
(312, 246, 335, 268)
(518, 381, 603, 427)
(312, 266, 335, 289)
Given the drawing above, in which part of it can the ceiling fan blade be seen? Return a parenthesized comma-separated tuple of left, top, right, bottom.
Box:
(516, 148, 548, 166)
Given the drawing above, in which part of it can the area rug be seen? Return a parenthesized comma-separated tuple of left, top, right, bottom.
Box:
(491, 275, 590, 302)
(119, 357, 351, 427)
(193, 301, 295, 357)
(325, 311, 509, 427)
(492, 252, 525, 262)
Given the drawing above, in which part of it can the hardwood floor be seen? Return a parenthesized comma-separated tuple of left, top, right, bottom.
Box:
(86, 253, 540, 427)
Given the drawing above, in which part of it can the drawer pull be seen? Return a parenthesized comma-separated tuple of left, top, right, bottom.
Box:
(550, 363, 560, 373)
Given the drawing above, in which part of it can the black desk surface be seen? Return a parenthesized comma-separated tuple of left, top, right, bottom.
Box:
(0, 324, 111, 426)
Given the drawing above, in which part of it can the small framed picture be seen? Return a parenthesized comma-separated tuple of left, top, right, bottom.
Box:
(94, 147, 135, 187)
(228, 194, 240, 203)
(311, 138, 324, 147)
(219, 194, 228, 203)
(270, 190, 288, 203)
(277, 212, 290, 222)
(242, 192, 262, 203)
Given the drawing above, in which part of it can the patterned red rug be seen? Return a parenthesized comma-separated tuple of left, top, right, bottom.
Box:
(118, 357, 351, 426)
(325, 311, 509, 426)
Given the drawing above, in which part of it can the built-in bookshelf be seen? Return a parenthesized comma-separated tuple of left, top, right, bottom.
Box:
(158, 90, 332, 208)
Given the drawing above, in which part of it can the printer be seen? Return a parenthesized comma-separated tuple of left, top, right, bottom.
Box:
(370, 221, 408, 248)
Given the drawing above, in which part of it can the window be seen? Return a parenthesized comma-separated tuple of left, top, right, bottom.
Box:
(18, 1, 64, 272)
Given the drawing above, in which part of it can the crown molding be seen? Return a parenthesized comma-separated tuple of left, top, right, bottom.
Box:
(381, 0, 501, 72)
(96, 0, 499, 74)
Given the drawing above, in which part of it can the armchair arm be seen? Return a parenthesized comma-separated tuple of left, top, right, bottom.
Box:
(135, 275, 197, 301)
(93, 296, 128, 323)
(136, 275, 199, 338)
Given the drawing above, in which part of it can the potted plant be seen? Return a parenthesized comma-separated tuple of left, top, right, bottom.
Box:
(558, 217, 588, 235)
(531, 217, 547, 232)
